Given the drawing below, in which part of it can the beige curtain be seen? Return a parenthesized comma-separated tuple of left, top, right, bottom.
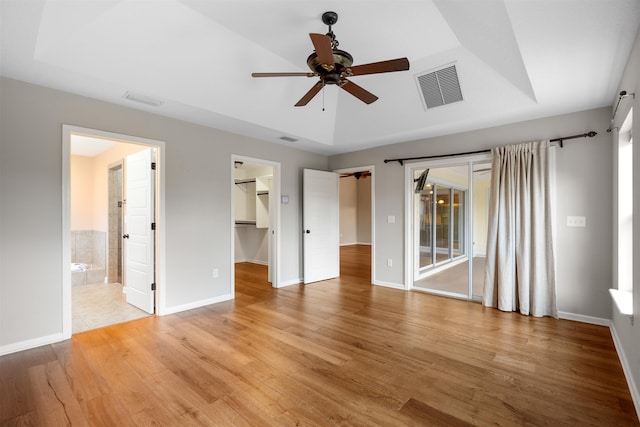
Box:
(483, 141, 557, 317)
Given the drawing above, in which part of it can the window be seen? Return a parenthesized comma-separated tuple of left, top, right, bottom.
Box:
(612, 108, 633, 316)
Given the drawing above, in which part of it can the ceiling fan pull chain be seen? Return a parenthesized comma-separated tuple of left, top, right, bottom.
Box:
(322, 83, 325, 111)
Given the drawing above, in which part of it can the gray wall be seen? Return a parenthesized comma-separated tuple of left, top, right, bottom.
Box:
(0, 77, 326, 350)
(329, 107, 613, 320)
(611, 24, 640, 413)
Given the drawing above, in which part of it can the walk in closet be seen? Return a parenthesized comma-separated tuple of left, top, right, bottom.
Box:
(234, 162, 273, 278)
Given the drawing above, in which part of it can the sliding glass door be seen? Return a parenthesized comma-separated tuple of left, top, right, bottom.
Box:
(410, 159, 491, 300)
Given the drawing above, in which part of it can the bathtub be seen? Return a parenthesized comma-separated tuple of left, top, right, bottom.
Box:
(71, 262, 87, 272)
(71, 262, 106, 286)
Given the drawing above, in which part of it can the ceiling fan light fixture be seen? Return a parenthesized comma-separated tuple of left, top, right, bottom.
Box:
(251, 11, 409, 106)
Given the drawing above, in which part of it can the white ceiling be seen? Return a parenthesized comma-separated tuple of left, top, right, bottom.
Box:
(70, 135, 116, 157)
(2, 1, 639, 155)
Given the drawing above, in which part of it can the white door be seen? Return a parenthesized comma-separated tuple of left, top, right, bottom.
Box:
(303, 169, 339, 284)
(123, 148, 155, 314)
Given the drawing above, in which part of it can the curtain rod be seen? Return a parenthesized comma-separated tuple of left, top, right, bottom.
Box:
(607, 90, 635, 133)
(383, 131, 598, 165)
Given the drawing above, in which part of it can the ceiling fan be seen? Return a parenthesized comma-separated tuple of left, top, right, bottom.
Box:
(340, 171, 371, 179)
(251, 11, 410, 107)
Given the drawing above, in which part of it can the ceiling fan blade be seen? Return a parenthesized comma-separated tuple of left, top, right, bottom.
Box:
(340, 80, 378, 104)
(345, 57, 410, 77)
(309, 33, 335, 71)
(295, 82, 323, 107)
(252, 72, 315, 77)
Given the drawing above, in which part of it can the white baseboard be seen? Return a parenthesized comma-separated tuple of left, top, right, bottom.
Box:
(558, 311, 610, 326)
(162, 293, 233, 315)
(610, 323, 640, 421)
(340, 242, 372, 246)
(278, 278, 302, 288)
(372, 280, 406, 290)
(0, 332, 66, 356)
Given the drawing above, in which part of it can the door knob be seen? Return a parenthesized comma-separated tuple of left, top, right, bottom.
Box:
(122, 234, 130, 239)
(305, 230, 310, 234)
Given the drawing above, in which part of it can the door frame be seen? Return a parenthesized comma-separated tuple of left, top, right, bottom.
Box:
(230, 155, 281, 289)
(333, 165, 376, 284)
(404, 154, 490, 294)
(62, 125, 166, 339)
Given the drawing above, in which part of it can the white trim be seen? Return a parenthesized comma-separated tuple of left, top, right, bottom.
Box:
(0, 333, 65, 356)
(231, 155, 282, 289)
(340, 242, 372, 246)
(372, 280, 406, 290)
(557, 311, 611, 326)
(163, 294, 233, 316)
(412, 286, 472, 300)
(610, 288, 634, 317)
(333, 165, 376, 285)
(62, 125, 167, 333)
(279, 278, 303, 287)
(610, 323, 640, 421)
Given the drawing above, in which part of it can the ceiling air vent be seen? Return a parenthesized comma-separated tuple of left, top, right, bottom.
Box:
(279, 136, 298, 142)
(416, 64, 463, 110)
(123, 91, 163, 107)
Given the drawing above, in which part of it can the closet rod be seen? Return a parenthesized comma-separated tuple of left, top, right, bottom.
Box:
(383, 131, 597, 165)
(234, 178, 256, 184)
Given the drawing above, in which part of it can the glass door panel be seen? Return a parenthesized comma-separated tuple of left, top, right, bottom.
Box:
(452, 189, 465, 258)
(418, 188, 434, 269)
(412, 161, 492, 299)
(435, 186, 450, 263)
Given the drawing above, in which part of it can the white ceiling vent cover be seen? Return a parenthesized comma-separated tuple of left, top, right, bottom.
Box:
(416, 65, 463, 110)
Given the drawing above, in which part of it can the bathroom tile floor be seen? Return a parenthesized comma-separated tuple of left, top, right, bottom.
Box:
(72, 282, 150, 333)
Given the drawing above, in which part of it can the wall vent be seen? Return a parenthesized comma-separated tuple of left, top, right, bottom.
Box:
(279, 136, 298, 142)
(416, 65, 463, 109)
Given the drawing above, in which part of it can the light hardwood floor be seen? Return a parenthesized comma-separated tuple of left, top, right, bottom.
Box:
(1, 245, 637, 426)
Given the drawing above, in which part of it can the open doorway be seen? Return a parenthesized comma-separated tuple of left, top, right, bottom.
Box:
(336, 166, 374, 284)
(406, 156, 491, 300)
(231, 156, 281, 295)
(62, 126, 165, 338)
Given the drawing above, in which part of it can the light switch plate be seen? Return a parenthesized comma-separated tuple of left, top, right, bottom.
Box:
(387, 215, 395, 224)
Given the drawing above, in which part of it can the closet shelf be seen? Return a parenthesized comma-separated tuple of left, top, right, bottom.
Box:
(256, 191, 269, 196)
(235, 220, 256, 225)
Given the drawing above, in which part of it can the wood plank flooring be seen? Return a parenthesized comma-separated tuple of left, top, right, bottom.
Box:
(1, 245, 637, 426)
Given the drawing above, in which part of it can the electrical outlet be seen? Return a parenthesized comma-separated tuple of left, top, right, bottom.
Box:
(213, 268, 219, 278)
(387, 258, 393, 267)
(567, 216, 586, 227)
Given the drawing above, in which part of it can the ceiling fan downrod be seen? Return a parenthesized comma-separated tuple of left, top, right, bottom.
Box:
(322, 11, 339, 49)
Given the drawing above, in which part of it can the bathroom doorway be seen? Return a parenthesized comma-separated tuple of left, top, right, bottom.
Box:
(63, 125, 165, 337)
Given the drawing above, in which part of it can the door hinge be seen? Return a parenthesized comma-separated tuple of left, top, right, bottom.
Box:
(151, 222, 156, 231)
(151, 162, 156, 170)
(151, 283, 156, 291)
